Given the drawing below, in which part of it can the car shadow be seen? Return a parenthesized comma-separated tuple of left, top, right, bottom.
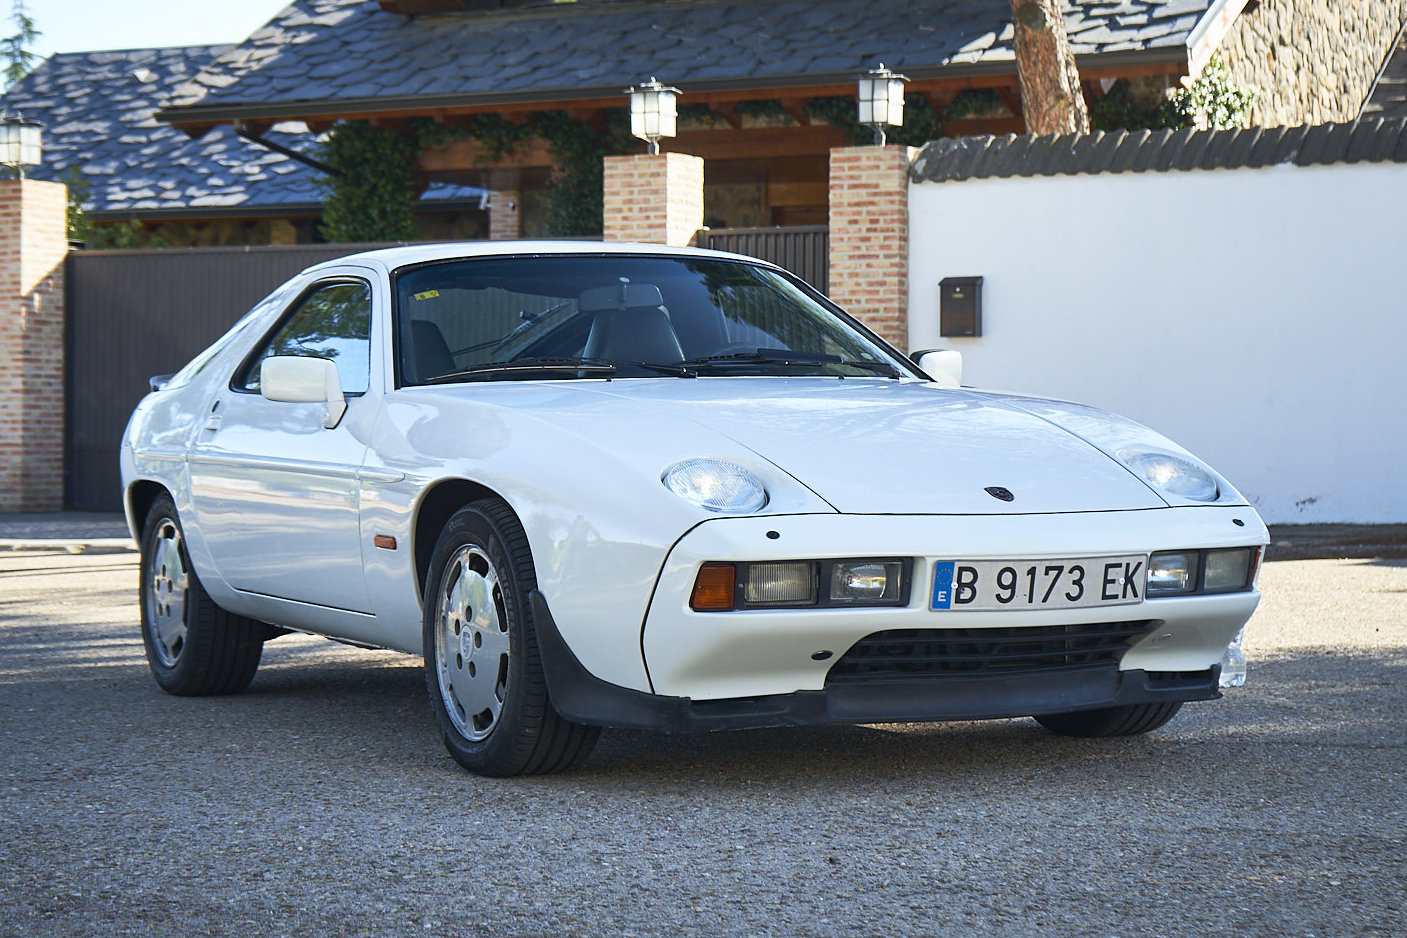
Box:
(231, 636, 1407, 787)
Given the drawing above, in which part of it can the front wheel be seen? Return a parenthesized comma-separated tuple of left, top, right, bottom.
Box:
(1034, 702, 1183, 737)
(139, 494, 265, 695)
(423, 499, 599, 776)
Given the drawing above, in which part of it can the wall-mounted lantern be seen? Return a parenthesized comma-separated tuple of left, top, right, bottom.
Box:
(625, 77, 680, 155)
(0, 112, 42, 177)
(857, 64, 907, 146)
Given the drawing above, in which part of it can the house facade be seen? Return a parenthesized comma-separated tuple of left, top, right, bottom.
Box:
(152, 0, 1407, 239)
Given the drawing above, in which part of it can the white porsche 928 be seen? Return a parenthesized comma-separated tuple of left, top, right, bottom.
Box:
(122, 242, 1267, 776)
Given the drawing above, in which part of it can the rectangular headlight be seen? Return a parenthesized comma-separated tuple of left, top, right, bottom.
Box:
(744, 562, 816, 606)
(830, 561, 904, 605)
(1204, 548, 1252, 592)
(1147, 551, 1196, 596)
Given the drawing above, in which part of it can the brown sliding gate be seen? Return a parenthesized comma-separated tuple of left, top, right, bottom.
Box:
(64, 243, 396, 510)
(700, 225, 829, 293)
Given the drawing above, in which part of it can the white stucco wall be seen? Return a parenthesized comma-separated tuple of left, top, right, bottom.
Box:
(908, 161, 1407, 524)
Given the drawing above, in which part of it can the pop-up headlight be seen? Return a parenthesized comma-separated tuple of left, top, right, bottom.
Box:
(663, 458, 768, 513)
(1121, 451, 1219, 502)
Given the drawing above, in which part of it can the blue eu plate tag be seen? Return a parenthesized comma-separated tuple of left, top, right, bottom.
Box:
(931, 561, 955, 610)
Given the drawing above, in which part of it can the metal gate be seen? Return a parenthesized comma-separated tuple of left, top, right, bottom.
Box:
(64, 243, 396, 511)
(700, 226, 829, 293)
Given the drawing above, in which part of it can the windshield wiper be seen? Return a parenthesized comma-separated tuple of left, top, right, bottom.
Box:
(679, 348, 901, 377)
(621, 361, 697, 378)
(424, 357, 617, 384)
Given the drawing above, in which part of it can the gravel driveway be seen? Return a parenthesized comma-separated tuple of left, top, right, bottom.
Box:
(1, 546, 1402, 937)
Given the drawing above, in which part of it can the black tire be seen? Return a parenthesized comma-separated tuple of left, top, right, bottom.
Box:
(139, 494, 265, 696)
(423, 498, 599, 777)
(1034, 702, 1183, 738)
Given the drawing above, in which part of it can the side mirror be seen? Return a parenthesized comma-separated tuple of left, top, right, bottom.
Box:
(260, 356, 346, 429)
(911, 348, 963, 388)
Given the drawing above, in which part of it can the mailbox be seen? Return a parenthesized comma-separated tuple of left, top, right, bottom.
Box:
(939, 276, 982, 337)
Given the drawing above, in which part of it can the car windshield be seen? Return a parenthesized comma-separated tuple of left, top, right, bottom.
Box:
(393, 254, 914, 385)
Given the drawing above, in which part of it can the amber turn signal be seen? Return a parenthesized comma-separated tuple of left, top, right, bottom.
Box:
(690, 563, 736, 611)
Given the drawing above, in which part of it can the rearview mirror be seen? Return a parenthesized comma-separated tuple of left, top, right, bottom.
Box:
(260, 356, 346, 429)
(911, 349, 963, 388)
(578, 282, 665, 312)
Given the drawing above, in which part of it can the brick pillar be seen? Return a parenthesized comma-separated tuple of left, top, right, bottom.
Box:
(602, 153, 704, 246)
(488, 190, 520, 240)
(0, 179, 68, 511)
(828, 145, 915, 351)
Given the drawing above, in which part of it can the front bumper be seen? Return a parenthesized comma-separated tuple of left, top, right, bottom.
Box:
(639, 508, 1265, 701)
(533, 506, 1265, 732)
(532, 591, 1221, 732)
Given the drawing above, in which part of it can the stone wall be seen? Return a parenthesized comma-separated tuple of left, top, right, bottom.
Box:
(1216, 0, 1407, 126)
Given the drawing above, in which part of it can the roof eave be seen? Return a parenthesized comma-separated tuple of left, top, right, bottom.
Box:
(158, 47, 1191, 130)
(87, 197, 485, 222)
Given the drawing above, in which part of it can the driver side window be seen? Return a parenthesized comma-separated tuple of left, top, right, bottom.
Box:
(238, 280, 373, 394)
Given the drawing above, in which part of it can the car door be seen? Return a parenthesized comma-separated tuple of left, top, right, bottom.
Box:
(187, 267, 381, 614)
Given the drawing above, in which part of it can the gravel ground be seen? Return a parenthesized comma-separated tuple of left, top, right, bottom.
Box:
(0, 549, 1403, 938)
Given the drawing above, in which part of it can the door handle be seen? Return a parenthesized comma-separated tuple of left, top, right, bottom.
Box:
(203, 415, 223, 432)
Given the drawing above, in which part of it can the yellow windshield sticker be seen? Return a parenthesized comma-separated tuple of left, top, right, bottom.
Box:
(413, 290, 440, 300)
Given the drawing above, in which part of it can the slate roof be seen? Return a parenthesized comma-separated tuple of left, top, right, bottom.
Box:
(908, 118, 1407, 184)
(163, 0, 1228, 123)
(3, 46, 479, 217)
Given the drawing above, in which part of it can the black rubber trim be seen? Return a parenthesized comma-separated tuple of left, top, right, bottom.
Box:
(530, 591, 1222, 734)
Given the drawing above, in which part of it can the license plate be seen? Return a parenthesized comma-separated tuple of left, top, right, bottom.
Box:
(931, 556, 1147, 611)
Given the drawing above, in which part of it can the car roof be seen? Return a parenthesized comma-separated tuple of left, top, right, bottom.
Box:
(307, 240, 780, 275)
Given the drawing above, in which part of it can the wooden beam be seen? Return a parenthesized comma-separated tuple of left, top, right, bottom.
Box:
(711, 102, 742, 128)
(661, 124, 849, 160)
(994, 86, 1022, 118)
(766, 181, 828, 207)
(418, 136, 555, 172)
(778, 97, 810, 126)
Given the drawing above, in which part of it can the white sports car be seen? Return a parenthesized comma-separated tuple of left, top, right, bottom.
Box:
(122, 242, 1267, 776)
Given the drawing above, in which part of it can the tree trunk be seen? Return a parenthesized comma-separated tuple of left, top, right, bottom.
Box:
(1009, 0, 1090, 135)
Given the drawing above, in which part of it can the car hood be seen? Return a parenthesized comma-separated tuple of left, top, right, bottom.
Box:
(579, 378, 1168, 514)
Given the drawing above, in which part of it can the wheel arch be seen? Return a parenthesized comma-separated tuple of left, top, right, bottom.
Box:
(413, 478, 517, 598)
(126, 479, 173, 540)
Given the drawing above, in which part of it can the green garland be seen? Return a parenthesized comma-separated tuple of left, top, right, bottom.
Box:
(802, 93, 945, 147)
(317, 84, 1042, 243)
(943, 88, 1006, 121)
(531, 109, 636, 236)
(317, 120, 422, 242)
(62, 167, 91, 242)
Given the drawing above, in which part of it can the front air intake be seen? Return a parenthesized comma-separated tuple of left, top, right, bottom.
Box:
(827, 621, 1155, 682)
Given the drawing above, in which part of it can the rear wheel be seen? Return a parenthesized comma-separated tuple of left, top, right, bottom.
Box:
(423, 499, 599, 776)
(139, 495, 265, 695)
(1035, 702, 1183, 737)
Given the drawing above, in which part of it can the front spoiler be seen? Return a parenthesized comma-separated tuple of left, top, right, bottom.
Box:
(530, 591, 1220, 733)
